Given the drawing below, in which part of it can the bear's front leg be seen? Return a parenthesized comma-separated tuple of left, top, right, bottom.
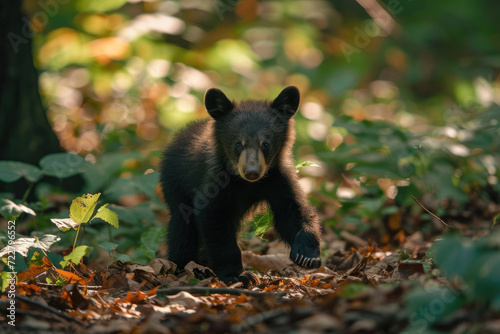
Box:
(197, 207, 258, 287)
(290, 229, 321, 269)
(266, 169, 322, 269)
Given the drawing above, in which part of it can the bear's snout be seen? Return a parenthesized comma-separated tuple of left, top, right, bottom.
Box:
(238, 147, 267, 182)
(244, 168, 260, 181)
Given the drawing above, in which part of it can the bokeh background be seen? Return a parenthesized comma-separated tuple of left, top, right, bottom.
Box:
(1, 0, 500, 257)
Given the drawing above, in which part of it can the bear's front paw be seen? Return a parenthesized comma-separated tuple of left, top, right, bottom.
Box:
(290, 230, 321, 269)
(219, 271, 260, 288)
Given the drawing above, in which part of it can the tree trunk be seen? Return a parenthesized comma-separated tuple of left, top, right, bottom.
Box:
(0, 0, 62, 165)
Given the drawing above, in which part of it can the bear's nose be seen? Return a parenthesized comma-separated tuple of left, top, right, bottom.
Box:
(245, 168, 260, 181)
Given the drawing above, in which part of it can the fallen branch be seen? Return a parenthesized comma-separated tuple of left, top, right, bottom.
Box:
(340, 230, 368, 248)
(155, 287, 287, 298)
(11, 293, 86, 327)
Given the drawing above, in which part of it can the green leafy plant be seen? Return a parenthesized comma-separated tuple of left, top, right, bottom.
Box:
(0, 152, 90, 187)
(0, 153, 91, 213)
(51, 193, 118, 251)
(0, 234, 61, 258)
(252, 211, 273, 240)
(0, 199, 36, 222)
(99, 241, 131, 263)
(403, 230, 500, 332)
(426, 230, 500, 307)
(319, 106, 500, 233)
(0, 192, 119, 284)
(295, 160, 321, 170)
(492, 213, 500, 230)
(60, 245, 92, 268)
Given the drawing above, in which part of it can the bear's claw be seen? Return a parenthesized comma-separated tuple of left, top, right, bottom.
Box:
(293, 253, 321, 269)
(290, 230, 321, 269)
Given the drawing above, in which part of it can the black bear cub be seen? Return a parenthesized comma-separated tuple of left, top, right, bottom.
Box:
(160, 86, 321, 286)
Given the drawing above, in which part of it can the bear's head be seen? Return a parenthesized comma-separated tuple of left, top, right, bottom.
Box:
(204, 86, 300, 182)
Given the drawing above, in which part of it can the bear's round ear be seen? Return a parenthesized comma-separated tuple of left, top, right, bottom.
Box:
(205, 88, 234, 120)
(270, 86, 300, 119)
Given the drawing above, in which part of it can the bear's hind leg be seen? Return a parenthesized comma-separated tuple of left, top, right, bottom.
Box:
(167, 211, 199, 269)
(198, 206, 259, 287)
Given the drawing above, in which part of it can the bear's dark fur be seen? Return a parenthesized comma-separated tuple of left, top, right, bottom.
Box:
(160, 86, 321, 286)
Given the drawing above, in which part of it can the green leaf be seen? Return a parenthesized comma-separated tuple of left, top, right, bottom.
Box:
(92, 204, 119, 228)
(295, 161, 321, 169)
(188, 278, 201, 285)
(28, 251, 45, 266)
(466, 253, 500, 301)
(339, 283, 372, 298)
(70, 193, 101, 224)
(55, 279, 66, 286)
(60, 245, 92, 268)
(1, 272, 13, 292)
(50, 218, 79, 231)
(0, 161, 43, 183)
(138, 244, 155, 261)
(104, 172, 159, 202)
(47, 275, 70, 286)
(361, 198, 384, 214)
(104, 177, 143, 201)
(429, 235, 477, 279)
(40, 153, 90, 179)
(140, 226, 165, 251)
(405, 286, 464, 329)
(492, 213, 500, 230)
(109, 203, 155, 225)
(26, 248, 62, 270)
(428, 231, 500, 303)
(14, 252, 29, 272)
(253, 211, 273, 239)
(114, 253, 131, 263)
(0, 199, 36, 221)
(0, 234, 60, 257)
(82, 151, 143, 193)
(130, 246, 155, 265)
(139, 172, 160, 200)
(99, 241, 119, 253)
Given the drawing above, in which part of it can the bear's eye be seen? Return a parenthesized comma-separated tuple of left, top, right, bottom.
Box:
(261, 141, 270, 151)
(235, 141, 243, 152)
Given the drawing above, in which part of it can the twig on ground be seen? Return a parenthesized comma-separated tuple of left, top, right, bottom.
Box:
(411, 196, 453, 228)
(11, 293, 87, 327)
(340, 230, 368, 248)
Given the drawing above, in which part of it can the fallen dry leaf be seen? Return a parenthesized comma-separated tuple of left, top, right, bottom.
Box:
(242, 250, 291, 272)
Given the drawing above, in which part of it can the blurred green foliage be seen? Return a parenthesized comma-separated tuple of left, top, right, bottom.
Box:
(0, 0, 499, 262)
(402, 230, 500, 331)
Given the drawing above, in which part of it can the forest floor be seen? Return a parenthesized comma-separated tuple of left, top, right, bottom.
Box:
(2, 203, 500, 334)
